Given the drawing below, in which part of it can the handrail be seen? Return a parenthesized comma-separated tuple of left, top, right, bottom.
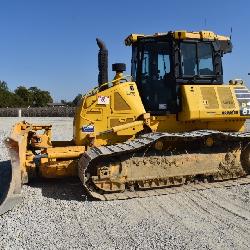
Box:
(82, 75, 132, 98)
(79, 75, 132, 125)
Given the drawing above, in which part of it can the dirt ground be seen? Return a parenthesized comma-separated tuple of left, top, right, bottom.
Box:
(0, 117, 250, 250)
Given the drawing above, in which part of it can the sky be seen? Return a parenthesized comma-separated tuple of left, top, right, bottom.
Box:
(0, 0, 249, 101)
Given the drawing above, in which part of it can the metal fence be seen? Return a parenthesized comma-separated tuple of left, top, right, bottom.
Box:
(0, 107, 75, 117)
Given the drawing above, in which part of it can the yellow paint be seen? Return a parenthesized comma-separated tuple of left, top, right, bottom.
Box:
(46, 146, 85, 159)
(178, 85, 245, 121)
(173, 30, 230, 41)
(39, 160, 78, 178)
(73, 76, 249, 148)
(125, 30, 230, 46)
(73, 79, 146, 146)
(124, 34, 144, 45)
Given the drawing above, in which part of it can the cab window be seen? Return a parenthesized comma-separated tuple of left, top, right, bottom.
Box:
(180, 42, 214, 76)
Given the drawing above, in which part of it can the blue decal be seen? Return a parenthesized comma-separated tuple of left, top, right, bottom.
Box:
(82, 125, 94, 133)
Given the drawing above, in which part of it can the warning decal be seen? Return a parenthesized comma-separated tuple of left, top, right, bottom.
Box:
(98, 96, 110, 105)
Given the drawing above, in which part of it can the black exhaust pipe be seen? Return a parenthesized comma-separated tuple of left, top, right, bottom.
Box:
(96, 38, 108, 89)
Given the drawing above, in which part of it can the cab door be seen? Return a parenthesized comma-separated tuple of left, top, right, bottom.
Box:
(136, 41, 177, 114)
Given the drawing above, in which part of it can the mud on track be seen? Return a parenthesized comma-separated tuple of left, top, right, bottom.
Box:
(0, 117, 250, 250)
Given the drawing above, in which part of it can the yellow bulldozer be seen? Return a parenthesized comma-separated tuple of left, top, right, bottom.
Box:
(1, 30, 250, 215)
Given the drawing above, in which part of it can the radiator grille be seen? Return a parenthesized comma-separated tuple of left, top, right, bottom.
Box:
(200, 87, 219, 109)
(217, 87, 235, 109)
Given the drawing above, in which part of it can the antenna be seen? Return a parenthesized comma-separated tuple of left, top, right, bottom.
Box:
(204, 18, 207, 28)
(230, 27, 233, 40)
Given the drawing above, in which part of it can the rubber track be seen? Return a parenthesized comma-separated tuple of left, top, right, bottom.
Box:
(78, 130, 250, 201)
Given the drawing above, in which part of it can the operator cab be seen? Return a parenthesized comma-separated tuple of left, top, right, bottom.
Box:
(126, 31, 232, 114)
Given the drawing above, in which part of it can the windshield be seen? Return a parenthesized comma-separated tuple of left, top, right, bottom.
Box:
(180, 42, 214, 76)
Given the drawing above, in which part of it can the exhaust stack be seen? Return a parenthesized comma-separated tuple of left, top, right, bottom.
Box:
(96, 38, 108, 89)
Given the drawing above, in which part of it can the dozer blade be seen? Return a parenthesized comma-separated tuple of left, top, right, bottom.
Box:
(0, 138, 22, 215)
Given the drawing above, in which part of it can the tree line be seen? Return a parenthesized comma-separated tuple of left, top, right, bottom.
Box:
(0, 81, 82, 108)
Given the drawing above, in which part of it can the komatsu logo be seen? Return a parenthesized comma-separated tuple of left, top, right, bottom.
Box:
(222, 110, 238, 115)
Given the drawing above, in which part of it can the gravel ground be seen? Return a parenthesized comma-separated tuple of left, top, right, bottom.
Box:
(0, 117, 250, 250)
